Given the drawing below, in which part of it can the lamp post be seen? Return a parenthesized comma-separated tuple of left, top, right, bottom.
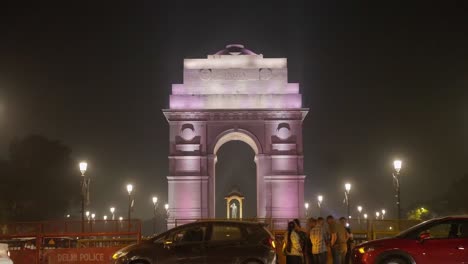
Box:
(79, 161, 88, 232)
(357, 206, 363, 224)
(110, 207, 115, 220)
(317, 195, 323, 217)
(127, 184, 133, 231)
(393, 160, 402, 227)
(345, 183, 351, 219)
(152, 196, 158, 234)
(376, 211, 380, 220)
(103, 215, 107, 221)
(381, 209, 386, 220)
(363, 213, 368, 220)
(304, 203, 309, 218)
(86, 211, 90, 221)
(164, 203, 169, 230)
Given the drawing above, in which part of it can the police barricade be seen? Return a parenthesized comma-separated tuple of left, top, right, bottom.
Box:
(0, 219, 141, 264)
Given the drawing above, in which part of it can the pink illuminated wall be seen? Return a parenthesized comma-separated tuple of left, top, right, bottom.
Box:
(163, 45, 308, 227)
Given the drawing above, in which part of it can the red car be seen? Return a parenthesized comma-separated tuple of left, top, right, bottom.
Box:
(352, 216, 468, 264)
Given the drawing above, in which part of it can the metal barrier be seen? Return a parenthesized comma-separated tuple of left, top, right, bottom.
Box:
(0, 219, 141, 264)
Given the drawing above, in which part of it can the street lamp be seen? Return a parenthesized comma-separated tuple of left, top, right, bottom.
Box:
(152, 196, 159, 234)
(91, 213, 95, 220)
(381, 209, 386, 220)
(345, 183, 351, 219)
(363, 213, 368, 219)
(317, 195, 323, 216)
(164, 203, 169, 230)
(376, 211, 380, 219)
(304, 202, 309, 218)
(357, 206, 363, 223)
(79, 161, 89, 232)
(127, 184, 133, 231)
(393, 160, 403, 226)
(110, 207, 115, 220)
(86, 211, 90, 221)
(103, 215, 108, 221)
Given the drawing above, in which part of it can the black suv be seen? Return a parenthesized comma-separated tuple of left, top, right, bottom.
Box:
(113, 220, 277, 264)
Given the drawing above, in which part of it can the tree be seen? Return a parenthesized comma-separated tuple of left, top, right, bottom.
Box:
(0, 135, 79, 222)
(407, 207, 431, 220)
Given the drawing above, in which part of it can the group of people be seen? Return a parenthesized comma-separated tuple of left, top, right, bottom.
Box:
(283, 215, 353, 264)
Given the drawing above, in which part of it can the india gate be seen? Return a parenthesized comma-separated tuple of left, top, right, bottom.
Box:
(163, 44, 308, 227)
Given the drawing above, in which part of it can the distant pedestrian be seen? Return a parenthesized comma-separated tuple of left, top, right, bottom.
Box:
(339, 217, 353, 264)
(330, 217, 349, 264)
(283, 221, 303, 264)
(305, 218, 316, 264)
(310, 217, 327, 264)
(293, 219, 308, 261)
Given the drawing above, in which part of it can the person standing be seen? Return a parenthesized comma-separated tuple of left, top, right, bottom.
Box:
(330, 217, 350, 264)
(325, 215, 335, 263)
(305, 218, 316, 264)
(310, 217, 328, 264)
(339, 217, 353, 264)
(283, 221, 303, 264)
(293, 219, 309, 263)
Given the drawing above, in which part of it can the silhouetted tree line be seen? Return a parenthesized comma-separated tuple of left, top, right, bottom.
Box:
(0, 135, 79, 223)
(407, 173, 468, 218)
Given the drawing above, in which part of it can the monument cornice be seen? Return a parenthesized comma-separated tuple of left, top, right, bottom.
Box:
(162, 108, 309, 122)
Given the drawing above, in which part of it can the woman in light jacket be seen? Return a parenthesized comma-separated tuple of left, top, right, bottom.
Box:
(284, 221, 303, 264)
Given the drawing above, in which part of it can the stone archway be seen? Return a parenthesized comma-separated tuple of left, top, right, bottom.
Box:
(211, 129, 261, 219)
(163, 44, 308, 227)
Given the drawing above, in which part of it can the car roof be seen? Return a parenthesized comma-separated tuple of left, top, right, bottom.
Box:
(436, 216, 468, 221)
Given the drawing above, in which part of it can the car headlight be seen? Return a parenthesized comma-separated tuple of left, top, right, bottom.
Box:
(112, 250, 128, 260)
(358, 246, 376, 254)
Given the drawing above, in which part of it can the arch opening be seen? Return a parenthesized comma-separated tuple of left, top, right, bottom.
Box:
(215, 140, 256, 218)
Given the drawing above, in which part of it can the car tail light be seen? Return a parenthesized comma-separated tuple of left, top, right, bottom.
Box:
(263, 237, 276, 249)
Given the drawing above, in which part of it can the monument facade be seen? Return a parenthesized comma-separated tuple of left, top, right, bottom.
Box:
(163, 44, 308, 227)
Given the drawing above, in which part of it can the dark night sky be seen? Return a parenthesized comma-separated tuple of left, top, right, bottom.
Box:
(1, 1, 467, 221)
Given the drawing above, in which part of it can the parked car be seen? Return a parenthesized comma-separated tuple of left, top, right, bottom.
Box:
(112, 220, 277, 264)
(0, 243, 13, 264)
(352, 216, 468, 264)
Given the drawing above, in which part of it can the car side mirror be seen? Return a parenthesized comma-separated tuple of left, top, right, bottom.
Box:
(163, 240, 173, 249)
(418, 232, 430, 243)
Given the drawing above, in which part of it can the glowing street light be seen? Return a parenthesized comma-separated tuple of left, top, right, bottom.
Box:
(317, 195, 323, 216)
(345, 183, 351, 219)
(304, 202, 310, 217)
(363, 213, 368, 219)
(126, 184, 134, 231)
(86, 211, 90, 221)
(345, 183, 351, 192)
(103, 215, 108, 221)
(119, 216, 123, 221)
(393, 159, 403, 224)
(79, 162, 88, 176)
(381, 209, 386, 220)
(394, 160, 402, 173)
(91, 213, 95, 220)
(376, 211, 380, 219)
(79, 161, 90, 232)
(110, 207, 115, 220)
(164, 203, 170, 230)
(357, 206, 363, 223)
(152, 196, 159, 234)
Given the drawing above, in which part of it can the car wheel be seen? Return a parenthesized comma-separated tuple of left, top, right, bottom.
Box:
(381, 256, 408, 264)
